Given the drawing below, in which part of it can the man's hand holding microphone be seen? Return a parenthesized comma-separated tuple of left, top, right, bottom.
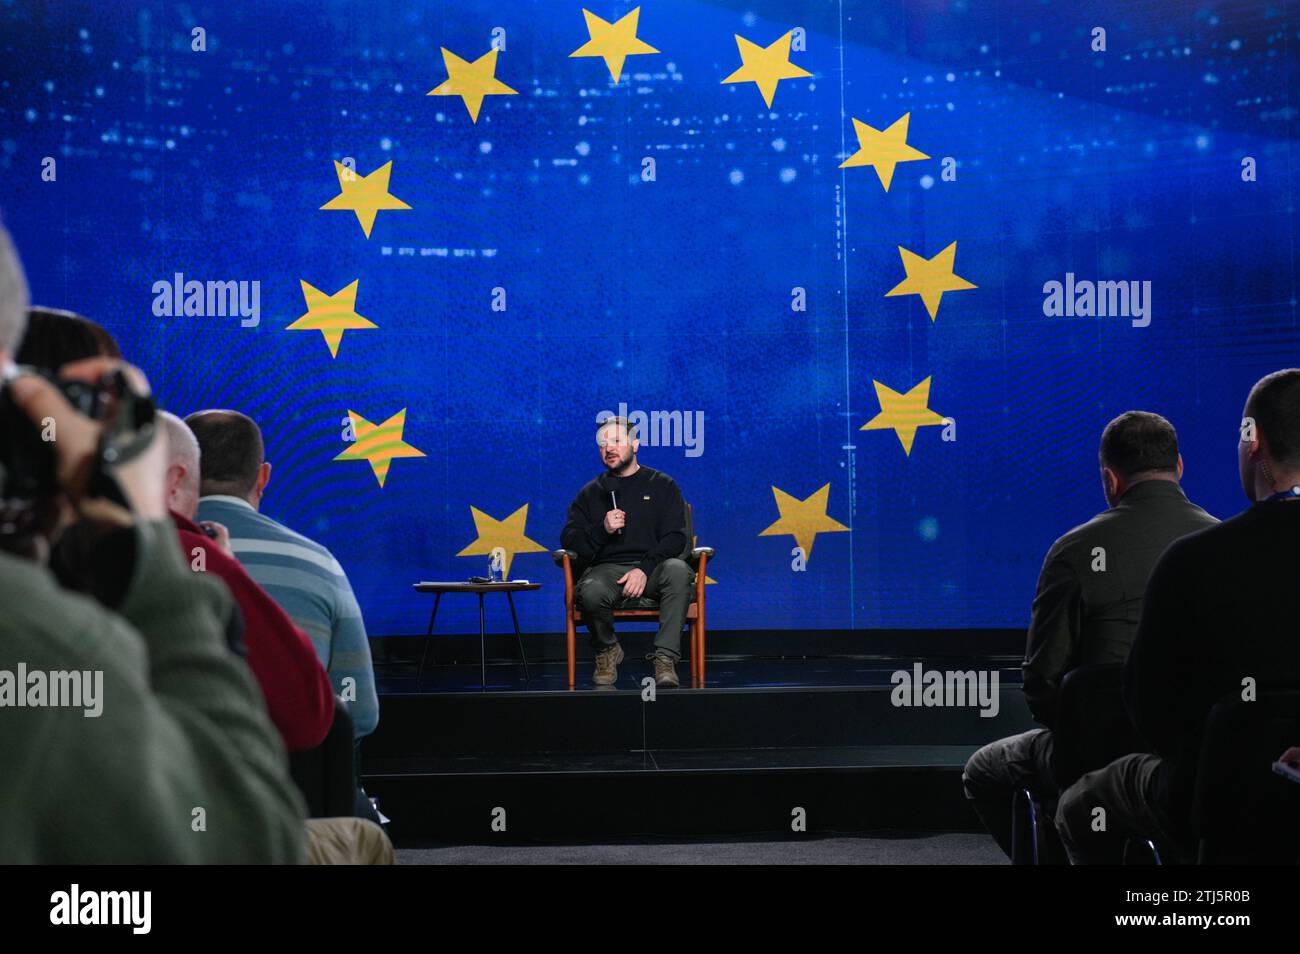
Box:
(602, 497, 647, 598)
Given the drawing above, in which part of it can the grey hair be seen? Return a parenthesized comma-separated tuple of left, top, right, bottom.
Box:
(0, 217, 30, 355)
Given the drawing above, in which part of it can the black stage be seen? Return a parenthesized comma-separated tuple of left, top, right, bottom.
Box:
(362, 630, 1033, 845)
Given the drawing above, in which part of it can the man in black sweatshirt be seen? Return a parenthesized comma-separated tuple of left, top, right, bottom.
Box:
(1055, 369, 1300, 863)
(561, 416, 690, 687)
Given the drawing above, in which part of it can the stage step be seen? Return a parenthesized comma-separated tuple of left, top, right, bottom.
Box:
(360, 676, 1033, 841)
(364, 677, 1032, 757)
(364, 745, 985, 840)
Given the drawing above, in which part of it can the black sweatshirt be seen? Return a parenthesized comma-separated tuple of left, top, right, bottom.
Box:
(560, 465, 688, 577)
(1124, 499, 1300, 812)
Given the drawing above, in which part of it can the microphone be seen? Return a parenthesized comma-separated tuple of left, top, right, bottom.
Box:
(610, 490, 622, 535)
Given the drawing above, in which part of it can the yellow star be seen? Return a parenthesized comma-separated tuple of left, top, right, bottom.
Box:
(860, 377, 947, 456)
(427, 47, 518, 123)
(319, 160, 411, 239)
(884, 241, 977, 321)
(456, 504, 547, 578)
(286, 280, 377, 358)
(570, 7, 659, 83)
(334, 408, 426, 488)
(720, 31, 811, 108)
(839, 113, 929, 191)
(758, 483, 849, 560)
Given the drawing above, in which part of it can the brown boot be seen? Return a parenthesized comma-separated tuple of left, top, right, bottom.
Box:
(653, 653, 679, 688)
(593, 643, 624, 686)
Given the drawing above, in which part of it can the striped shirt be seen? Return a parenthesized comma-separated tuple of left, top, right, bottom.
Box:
(196, 495, 379, 739)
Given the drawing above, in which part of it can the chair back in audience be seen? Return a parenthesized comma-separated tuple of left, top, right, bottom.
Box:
(1192, 689, 1300, 865)
(289, 697, 356, 818)
(1049, 662, 1145, 790)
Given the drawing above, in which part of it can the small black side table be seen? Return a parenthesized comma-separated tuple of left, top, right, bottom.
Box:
(412, 581, 541, 690)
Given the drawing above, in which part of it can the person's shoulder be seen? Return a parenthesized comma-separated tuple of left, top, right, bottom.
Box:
(1144, 483, 1219, 526)
(265, 512, 330, 550)
(196, 498, 260, 533)
(1148, 513, 1230, 575)
(1169, 504, 1255, 549)
(259, 517, 345, 573)
(230, 505, 328, 551)
(0, 551, 144, 670)
(1175, 499, 1220, 532)
(567, 476, 603, 509)
(203, 502, 343, 571)
(642, 466, 680, 489)
(1046, 507, 1112, 559)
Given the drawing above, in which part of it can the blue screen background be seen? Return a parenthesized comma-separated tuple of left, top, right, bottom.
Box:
(2, 0, 1295, 636)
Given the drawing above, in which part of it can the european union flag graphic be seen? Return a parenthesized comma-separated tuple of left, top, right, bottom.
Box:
(2, 0, 1295, 643)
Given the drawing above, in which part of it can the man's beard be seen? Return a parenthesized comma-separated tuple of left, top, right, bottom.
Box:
(605, 452, 635, 476)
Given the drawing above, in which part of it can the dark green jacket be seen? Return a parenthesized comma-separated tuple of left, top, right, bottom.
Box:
(0, 520, 305, 863)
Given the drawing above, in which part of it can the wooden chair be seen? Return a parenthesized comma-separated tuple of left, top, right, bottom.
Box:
(552, 503, 713, 688)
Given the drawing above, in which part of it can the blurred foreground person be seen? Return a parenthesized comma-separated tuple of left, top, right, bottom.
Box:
(0, 220, 304, 862)
(7, 304, 391, 863)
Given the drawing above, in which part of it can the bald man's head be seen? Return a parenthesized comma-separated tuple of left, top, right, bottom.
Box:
(158, 410, 201, 518)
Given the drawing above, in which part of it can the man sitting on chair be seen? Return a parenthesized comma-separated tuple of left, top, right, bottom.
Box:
(1055, 370, 1300, 863)
(561, 416, 691, 688)
(963, 411, 1216, 860)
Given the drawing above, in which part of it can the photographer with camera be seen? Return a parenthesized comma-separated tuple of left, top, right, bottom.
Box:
(0, 220, 305, 862)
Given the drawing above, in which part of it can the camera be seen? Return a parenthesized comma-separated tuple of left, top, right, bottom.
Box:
(0, 364, 156, 553)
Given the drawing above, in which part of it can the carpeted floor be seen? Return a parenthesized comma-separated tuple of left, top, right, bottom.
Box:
(395, 832, 1006, 864)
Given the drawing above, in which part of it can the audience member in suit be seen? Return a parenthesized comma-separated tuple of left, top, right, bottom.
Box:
(187, 409, 382, 822)
(159, 410, 336, 753)
(963, 411, 1217, 859)
(1055, 370, 1300, 864)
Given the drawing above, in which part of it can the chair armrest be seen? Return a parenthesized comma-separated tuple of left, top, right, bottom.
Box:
(553, 549, 577, 609)
(693, 548, 711, 608)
